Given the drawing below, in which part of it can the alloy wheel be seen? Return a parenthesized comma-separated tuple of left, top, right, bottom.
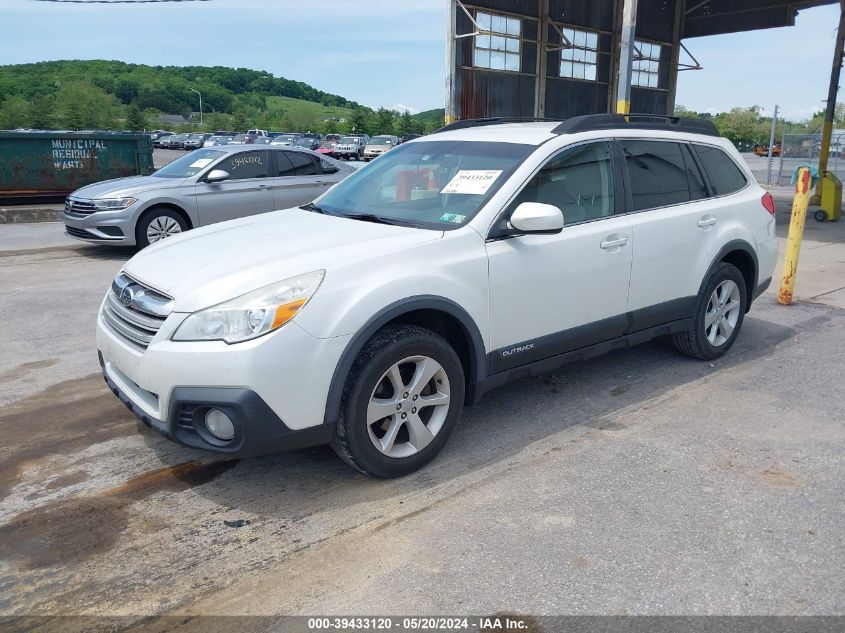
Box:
(366, 355, 451, 458)
(705, 280, 741, 346)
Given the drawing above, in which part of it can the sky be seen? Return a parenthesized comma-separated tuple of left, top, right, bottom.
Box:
(0, 0, 839, 121)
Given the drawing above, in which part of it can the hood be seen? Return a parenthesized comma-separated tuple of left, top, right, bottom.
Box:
(122, 208, 443, 312)
(365, 145, 389, 152)
(71, 175, 188, 199)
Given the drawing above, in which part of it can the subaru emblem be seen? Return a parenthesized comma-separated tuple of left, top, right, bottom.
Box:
(119, 285, 135, 307)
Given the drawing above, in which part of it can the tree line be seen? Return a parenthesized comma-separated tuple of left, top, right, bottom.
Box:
(674, 104, 844, 150)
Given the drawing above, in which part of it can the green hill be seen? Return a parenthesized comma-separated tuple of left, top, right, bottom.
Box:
(0, 59, 442, 135)
(413, 108, 445, 129)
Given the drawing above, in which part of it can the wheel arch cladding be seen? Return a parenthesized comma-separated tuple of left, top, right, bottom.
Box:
(322, 296, 487, 426)
(140, 203, 193, 230)
(704, 240, 758, 312)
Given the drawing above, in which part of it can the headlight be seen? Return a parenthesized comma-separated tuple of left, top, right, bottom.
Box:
(172, 270, 325, 344)
(93, 198, 138, 211)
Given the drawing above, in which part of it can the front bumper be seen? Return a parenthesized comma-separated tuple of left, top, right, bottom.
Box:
(96, 302, 351, 456)
(100, 354, 333, 456)
(63, 210, 137, 245)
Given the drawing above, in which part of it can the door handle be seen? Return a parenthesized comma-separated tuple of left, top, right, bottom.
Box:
(257, 184, 271, 190)
(600, 236, 628, 249)
(314, 181, 329, 187)
(697, 216, 717, 228)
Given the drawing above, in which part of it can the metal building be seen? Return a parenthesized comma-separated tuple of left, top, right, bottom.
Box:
(445, 0, 838, 122)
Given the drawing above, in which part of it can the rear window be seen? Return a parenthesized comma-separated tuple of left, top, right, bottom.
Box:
(693, 145, 748, 196)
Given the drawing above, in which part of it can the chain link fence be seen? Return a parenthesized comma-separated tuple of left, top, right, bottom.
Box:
(747, 132, 845, 187)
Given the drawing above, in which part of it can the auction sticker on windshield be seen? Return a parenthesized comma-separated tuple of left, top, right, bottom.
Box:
(440, 170, 502, 195)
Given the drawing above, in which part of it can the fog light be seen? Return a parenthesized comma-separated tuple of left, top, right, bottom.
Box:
(205, 408, 235, 441)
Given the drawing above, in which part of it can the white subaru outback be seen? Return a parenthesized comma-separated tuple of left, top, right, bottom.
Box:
(97, 114, 778, 478)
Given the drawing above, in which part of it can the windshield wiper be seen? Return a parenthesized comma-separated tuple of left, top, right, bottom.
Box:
(300, 202, 330, 215)
(342, 213, 403, 226)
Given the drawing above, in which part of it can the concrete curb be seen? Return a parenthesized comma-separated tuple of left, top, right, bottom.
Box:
(0, 206, 64, 224)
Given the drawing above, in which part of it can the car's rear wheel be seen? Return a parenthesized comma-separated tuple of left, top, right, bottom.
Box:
(331, 324, 465, 478)
(673, 262, 747, 360)
(136, 207, 188, 248)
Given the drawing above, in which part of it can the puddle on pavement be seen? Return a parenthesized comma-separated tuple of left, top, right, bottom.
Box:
(0, 373, 135, 500)
(0, 459, 240, 570)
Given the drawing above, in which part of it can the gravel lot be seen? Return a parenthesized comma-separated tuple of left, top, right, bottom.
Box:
(0, 187, 843, 623)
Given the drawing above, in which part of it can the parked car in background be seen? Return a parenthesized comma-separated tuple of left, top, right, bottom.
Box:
(248, 129, 269, 138)
(214, 130, 240, 137)
(297, 137, 321, 150)
(159, 133, 190, 149)
(253, 137, 272, 145)
(270, 133, 302, 146)
(315, 140, 337, 156)
(150, 131, 174, 144)
(333, 135, 369, 160)
(753, 143, 781, 157)
(325, 134, 341, 144)
(403, 134, 422, 143)
(363, 135, 399, 161)
(62, 145, 355, 248)
(203, 135, 233, 148)
(229, 133, 257, 145)
(183, 133, 210, 150)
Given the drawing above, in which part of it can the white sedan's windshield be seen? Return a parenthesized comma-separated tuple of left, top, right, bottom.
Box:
(153, 149, 225, 178)
(312, 140, 533, 229)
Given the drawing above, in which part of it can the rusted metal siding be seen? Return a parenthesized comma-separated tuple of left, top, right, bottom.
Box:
(456, 68, 537, 118)
(0, 131, 154, 200)
(548, 0, 615, 31)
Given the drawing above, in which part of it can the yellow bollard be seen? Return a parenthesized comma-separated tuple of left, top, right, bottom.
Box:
(778, 167, 813, 305)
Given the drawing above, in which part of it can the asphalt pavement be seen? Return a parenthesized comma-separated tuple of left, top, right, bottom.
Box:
(0, 189, 843, 622)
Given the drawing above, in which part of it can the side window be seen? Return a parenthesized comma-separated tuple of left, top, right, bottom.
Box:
(510, 141, 615, 225)
(283, 151, 319, 176)
(218, 151, 268, 179)
(623, 141, 693, 210)
(693, 144, 748, 196)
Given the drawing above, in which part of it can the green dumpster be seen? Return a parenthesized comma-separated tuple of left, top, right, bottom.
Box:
(0, 131, 154, 202)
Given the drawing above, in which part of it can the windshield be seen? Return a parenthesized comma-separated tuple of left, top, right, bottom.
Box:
(370, 137, 392, 145)
(274, 134, 299, 143)
(313, 140, 532, 229)
(339, 137, 360, 144)
(152, 149, 224, 178)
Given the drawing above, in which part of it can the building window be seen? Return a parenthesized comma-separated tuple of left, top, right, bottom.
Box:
(474, 11, 521, 72)
(560, 27, 599, 81)
(633, 41, 661, 88)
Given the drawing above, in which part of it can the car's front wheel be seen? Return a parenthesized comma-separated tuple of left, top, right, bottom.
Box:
(332, 324, 465, 478)
(136, 207, 188, 248)
(673, 262, 747, 360)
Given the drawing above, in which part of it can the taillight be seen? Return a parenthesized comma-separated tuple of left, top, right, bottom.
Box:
(761, 191, 776, 216)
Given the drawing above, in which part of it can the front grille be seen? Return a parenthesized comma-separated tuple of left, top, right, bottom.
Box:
(64, 198, 98, 217)
(102, 273, 173, 351)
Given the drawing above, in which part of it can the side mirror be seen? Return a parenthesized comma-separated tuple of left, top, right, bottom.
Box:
(508, 202, 564, 234)
(205, 169, 230, 183)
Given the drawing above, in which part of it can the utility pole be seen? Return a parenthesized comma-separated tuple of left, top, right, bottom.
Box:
(445, 1, 457, 125)
(766, 104, 779, 185)
(615, 0, 639, 114)
(812, 0, 845, 203)
(189, 88, 203, 127)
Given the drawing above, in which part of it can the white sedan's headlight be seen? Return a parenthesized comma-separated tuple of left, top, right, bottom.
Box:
(172, 270, 325, 344)
(93, 197, 138, 211)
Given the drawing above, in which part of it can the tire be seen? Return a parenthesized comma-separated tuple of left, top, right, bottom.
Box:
(815, 210, 828, 222)
(673, 262, 747, 360)
(331, 324, 465, 478)
(136, 207, 188, 249)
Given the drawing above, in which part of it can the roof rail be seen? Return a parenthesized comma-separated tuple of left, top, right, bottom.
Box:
(552, 113, 719, 137)
(436, 117, 560, 133)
